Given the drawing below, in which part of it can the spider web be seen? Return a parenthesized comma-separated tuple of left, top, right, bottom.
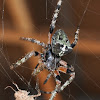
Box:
(0, 0, 100, 100)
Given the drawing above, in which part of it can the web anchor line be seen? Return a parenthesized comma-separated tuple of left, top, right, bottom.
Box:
(46, 0, 48, 19)
(0, 50, 32, 89)
(0, 63, 14, 84)
(78, 0, 91, 27)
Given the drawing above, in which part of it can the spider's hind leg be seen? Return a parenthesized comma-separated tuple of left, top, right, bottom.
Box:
(54, 70, 61, 86)
(49, 70, 61, 100)
(58, 60, 75, 91)
(20, 37, 46, 47)
(48, 0, 63, 44)
(49, 61, 75, 100)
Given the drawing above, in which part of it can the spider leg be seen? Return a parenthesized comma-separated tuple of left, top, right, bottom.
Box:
(54, 70, 61, 85)
(58, 60, 75, 91)
(10, 50, 40, 70)
(43, 72, 53, 84)
(40, 71, 61, 95)
(49, 89, 58, 100)
(31, 63, 43, 76)
(48, 0, 63, 44)
(49, 70, 61, 100)
(49, 61, 75, 100)
(20, 37, 46, 47)
(70, 26, 80, 48)
(31, 80, 41, 98)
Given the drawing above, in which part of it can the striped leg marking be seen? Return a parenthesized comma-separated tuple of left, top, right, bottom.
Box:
(59, 60, 75, 91)
(10, 50, 40, 69)
(71, 26, 80, 48)
(43, 72, 52, 84)
(32, 63, 43, 76)
(54, 70, 61, 85)
(49, 70, 61, 100)
(48, 0, 63, 44)
(20, 37, 46, 47)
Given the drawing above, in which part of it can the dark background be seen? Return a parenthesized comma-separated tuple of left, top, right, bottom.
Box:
(0, 0, 100, 100)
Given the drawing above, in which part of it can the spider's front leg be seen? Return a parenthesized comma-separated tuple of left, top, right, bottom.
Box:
(48, 0, 63, 44)
(70, 26, 80, 48)
(10, 50, 40, 70)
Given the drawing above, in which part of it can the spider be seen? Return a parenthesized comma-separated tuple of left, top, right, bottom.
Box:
(10, 0, 80, 99)
(5, 82, 41, 100)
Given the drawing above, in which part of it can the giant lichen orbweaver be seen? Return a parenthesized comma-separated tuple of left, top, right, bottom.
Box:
(10, 0, 80, 99)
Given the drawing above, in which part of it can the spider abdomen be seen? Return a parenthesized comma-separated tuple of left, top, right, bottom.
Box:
(51, 29, 71, 56)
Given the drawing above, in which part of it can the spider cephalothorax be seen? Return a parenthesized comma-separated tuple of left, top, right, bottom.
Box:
(10, 0, 80, 100)
(43, 48, 60, 71)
